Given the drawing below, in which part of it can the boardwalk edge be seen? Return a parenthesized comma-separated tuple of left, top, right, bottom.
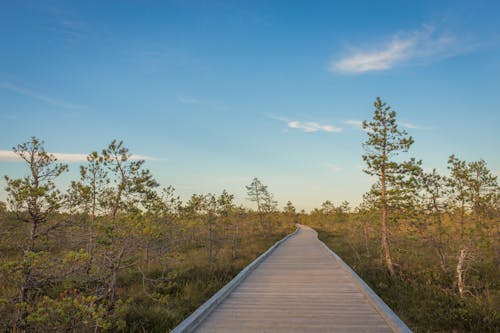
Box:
(170, 226, 300, 333)
(319, 240, 413, 333)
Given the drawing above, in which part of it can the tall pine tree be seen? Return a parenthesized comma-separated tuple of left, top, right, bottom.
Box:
(362, 97, 417, 276)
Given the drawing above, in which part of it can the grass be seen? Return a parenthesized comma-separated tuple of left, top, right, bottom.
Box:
(313, 224, 499, 333)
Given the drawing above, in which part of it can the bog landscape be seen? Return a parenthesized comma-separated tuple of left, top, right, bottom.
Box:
(0, 1, 498, 332)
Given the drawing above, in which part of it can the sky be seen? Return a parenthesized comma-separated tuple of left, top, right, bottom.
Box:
(0, 0, 499, 211)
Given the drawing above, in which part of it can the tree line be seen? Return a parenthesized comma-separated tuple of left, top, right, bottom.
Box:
(0, 137, 292, 332)
(361, 97, 498, 293)
(305, 97, 498, 331)
(0, 96, 498, 332)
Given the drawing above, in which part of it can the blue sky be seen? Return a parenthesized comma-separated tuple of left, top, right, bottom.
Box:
(1, 0, 499, 211)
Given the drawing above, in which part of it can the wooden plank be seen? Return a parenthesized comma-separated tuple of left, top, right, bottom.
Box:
(188, 225, 410, 332)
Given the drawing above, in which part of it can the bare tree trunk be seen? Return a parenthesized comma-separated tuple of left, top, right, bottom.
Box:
(460, 200, 465, 242)
(255, 192, 266, 233)
(87, 177, 97, 272)
(381, 165, 395, 276)
(86, 210, 96, 275)
(258, 211, 265, 232)
(29, 223, 37, 252)
(456, 248, 466, 297)
(436, 246, 447, 272)
(17, 215, 41, 329)
(108, 247, 126, 307)
(232, 220, 240, 259)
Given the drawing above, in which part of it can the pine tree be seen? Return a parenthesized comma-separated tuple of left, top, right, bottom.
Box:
(362, 97, 417, 276)
(4, 137, 70, 328)
(245, 178, 269, 230)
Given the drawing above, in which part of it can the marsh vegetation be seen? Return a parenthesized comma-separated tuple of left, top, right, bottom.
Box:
(1, 98, 498, 332)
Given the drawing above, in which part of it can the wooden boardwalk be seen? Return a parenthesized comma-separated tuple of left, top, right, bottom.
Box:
(175, 225, 410, 333)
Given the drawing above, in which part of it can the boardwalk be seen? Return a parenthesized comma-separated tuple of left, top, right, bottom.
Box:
(175, 225, 410, 333)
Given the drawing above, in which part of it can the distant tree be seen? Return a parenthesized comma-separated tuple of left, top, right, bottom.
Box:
(246, 178, 273, 231)
(217, 190, 235, 247)
(283, 201, 295, 213)
(320, 200, 336, 215)
(0, 201, 6, 238)
(101, 140, 158, 217)
(336, 201, 351, 222)
(147, 185, 181, 218)
(215, 190, 235, 259)
(97, 140, 159, 306)
(447, 155, 498, 296)
(231, 206, 246, 259)
(184, 194, 206, 217)
(261, 191, 278, 214)
(447, 155, 471, 240)
(418, 168, 449, 271)
(283, 201, 297, 229)
(217, 190, 235, 222)
(66, 151, 108, 273)
(447, 156, 498, 229)
(362, 97, 419, 276)
(204, 194, 219, 262)
(467, 159, 498, 220)
(183, 190, 235, 262)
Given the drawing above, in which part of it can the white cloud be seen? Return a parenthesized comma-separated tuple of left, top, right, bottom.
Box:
(331, 25, 469, 73)
(343, 119, 364, 129)
(334, 39, 414, 73)
(0, 82, 88, 110)
(343, 119, 373, 133)
(288, 121, 342, 133)
(0, 150, 154, 162)
(400, 122, 430, 130)
(269, 115, 342, 133)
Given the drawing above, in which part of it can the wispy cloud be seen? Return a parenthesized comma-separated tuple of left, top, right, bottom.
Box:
(400, 122, 418, 129)
(343, 119, 365, 130)
(399, 121, 432, 131)
(332, 25, 474, 73)
(288, 121, 342, 133)
(0, 82, 88, 110)
(344, 119, 428, 131)
(334, 39, 414, 73)
(0, 150, 154, 162)
(270, 115, 342, 133)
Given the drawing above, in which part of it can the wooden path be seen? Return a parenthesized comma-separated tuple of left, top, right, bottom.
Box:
(173, 225, 411, 333)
